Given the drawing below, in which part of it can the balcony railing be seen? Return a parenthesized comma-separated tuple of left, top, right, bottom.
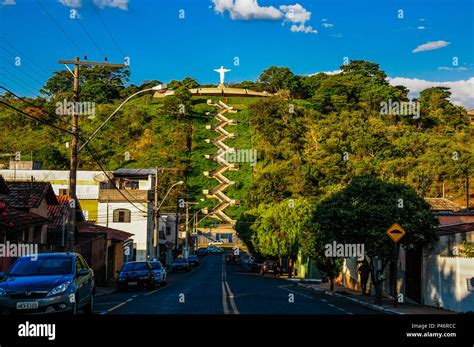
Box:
(98, 189, 151, 203)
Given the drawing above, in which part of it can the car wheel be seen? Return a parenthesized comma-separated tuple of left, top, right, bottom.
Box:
(84, 294, 94, 314)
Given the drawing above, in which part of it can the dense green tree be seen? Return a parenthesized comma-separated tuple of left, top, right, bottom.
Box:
(258, 66, 299, 95)
(41, 66, 130, 104)
(248, 198, 316, 277)
(314, 176, 438, 303)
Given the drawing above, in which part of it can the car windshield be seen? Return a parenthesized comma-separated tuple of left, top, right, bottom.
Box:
(150, 262, 162, 270)
(188, 255, 197, 259)
(175, 258, 187, 263)
(122, 262, 149, 271)
(8, 256, 73, 276)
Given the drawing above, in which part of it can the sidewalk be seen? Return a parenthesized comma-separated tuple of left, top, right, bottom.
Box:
(298, 281, 456, 315)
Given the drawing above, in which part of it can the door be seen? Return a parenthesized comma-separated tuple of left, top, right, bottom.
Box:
(405, 248, 422, 303)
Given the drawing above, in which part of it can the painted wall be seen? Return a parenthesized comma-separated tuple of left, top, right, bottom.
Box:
(0, 169, 103, 200)
(423, 232, 474, 312)
(97, 202, 150, 262)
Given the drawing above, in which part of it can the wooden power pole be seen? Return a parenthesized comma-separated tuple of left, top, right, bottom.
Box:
(58, 57, 126, 252)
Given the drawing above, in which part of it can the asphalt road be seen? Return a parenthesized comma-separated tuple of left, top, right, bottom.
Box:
(94, 254, 380, 315)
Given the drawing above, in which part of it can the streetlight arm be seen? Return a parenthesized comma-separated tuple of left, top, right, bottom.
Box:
(78, 86, 160, 152)
(157, 181, 183, 210)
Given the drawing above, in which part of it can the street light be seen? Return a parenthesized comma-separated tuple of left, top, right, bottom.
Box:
(79, 84, 167, 152)
(154, 180, 184, 259)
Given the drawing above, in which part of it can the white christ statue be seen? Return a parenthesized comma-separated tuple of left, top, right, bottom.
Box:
(214, 66, 231, 86)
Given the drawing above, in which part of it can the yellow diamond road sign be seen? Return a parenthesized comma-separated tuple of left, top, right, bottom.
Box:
(386, 223, 406, 242)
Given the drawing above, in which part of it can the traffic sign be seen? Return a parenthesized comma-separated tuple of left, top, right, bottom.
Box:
(386, 223, 406, 242)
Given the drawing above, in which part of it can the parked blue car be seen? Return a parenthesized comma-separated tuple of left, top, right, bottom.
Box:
(0, 253, 95, 315)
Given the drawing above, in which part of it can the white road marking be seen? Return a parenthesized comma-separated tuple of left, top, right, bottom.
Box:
(337, 307, 346, 312)
(144, 290, 158, 296)
(328, 303, 336, 308)
(278, 286, 313, 299)
(321, 299, 328, 302)
(106, 301, 128, 313)
(221, 260, 239, 314)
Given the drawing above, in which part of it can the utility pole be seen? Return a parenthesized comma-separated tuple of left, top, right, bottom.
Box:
(153, 168, 161, 260)
(58, 57, 126, 252)
(466, 176, 470, 211)
(185, 202, 189, 257)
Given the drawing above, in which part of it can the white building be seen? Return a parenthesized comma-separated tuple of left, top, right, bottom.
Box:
(97, 169, 154, 262)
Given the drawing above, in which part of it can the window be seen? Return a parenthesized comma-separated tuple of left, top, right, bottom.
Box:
(166, 226, 171, 235)
(59, 188, 69, 195)
(113, 209, 131, 223)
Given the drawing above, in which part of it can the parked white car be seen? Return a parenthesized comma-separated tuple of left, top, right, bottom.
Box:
(208, 240, 224, 246)
(150, 261, 167, 287)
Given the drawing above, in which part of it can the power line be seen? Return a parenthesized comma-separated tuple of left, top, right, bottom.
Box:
(0, 95, 148, 213)
(89, 0, 126, 57)
(0, 36, 51, 78)
(0, 71, 42, 97)
(0, 98, 74, 135)
(0, 55, 46, 87)
(63, 0, 107, 59)
(0, 87, 72, 128)
(36, 0, 83, 53)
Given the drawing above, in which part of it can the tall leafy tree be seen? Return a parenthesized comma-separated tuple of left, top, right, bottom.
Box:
(314, 176, 438, 303)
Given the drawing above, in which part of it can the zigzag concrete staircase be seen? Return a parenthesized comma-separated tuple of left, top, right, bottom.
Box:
(203, 100, 240, 224)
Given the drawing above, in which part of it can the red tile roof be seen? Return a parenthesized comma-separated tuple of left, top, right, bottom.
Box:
(76, 221, 134, 242)
(6, 181, 58, 209)
(425, 198, 461, 212)
(0, 206, 49, 230)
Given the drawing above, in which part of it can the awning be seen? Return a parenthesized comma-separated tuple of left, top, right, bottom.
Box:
(76, 221, 134, 242)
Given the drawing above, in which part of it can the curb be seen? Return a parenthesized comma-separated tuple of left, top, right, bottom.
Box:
(297, 283, 403, 315)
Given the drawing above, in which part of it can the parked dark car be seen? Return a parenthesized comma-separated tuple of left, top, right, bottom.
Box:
(226, 254, 238, 265)
(187, 255, 199, 267)
(117, 261, 155, 290)
(196, 248, 208, 256)
(260, 260, 280, 276)
(247, 256, 262, 273)
(207, 246, 224, 255)
(172, 258, 190, 272)
(0, 253, 95, 315)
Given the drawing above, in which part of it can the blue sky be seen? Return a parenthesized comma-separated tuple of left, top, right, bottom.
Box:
(0, 0, 473, 107)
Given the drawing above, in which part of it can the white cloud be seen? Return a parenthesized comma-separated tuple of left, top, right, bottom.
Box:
(59, 0, 81, 8)
(0, 0, 16, 5)
(438, 66, 468, 71)
(412, 40, 450, 53)
(389, 77, 474, 109)
(291, 23, 317, 34)
(212, 0, 281, 20)
(212, 1, 316, 33)
(93, 0, 128, 11)
(417, 26, 426, 30)
(280, 4, 311, 24)
(322, 23, 334, 28)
